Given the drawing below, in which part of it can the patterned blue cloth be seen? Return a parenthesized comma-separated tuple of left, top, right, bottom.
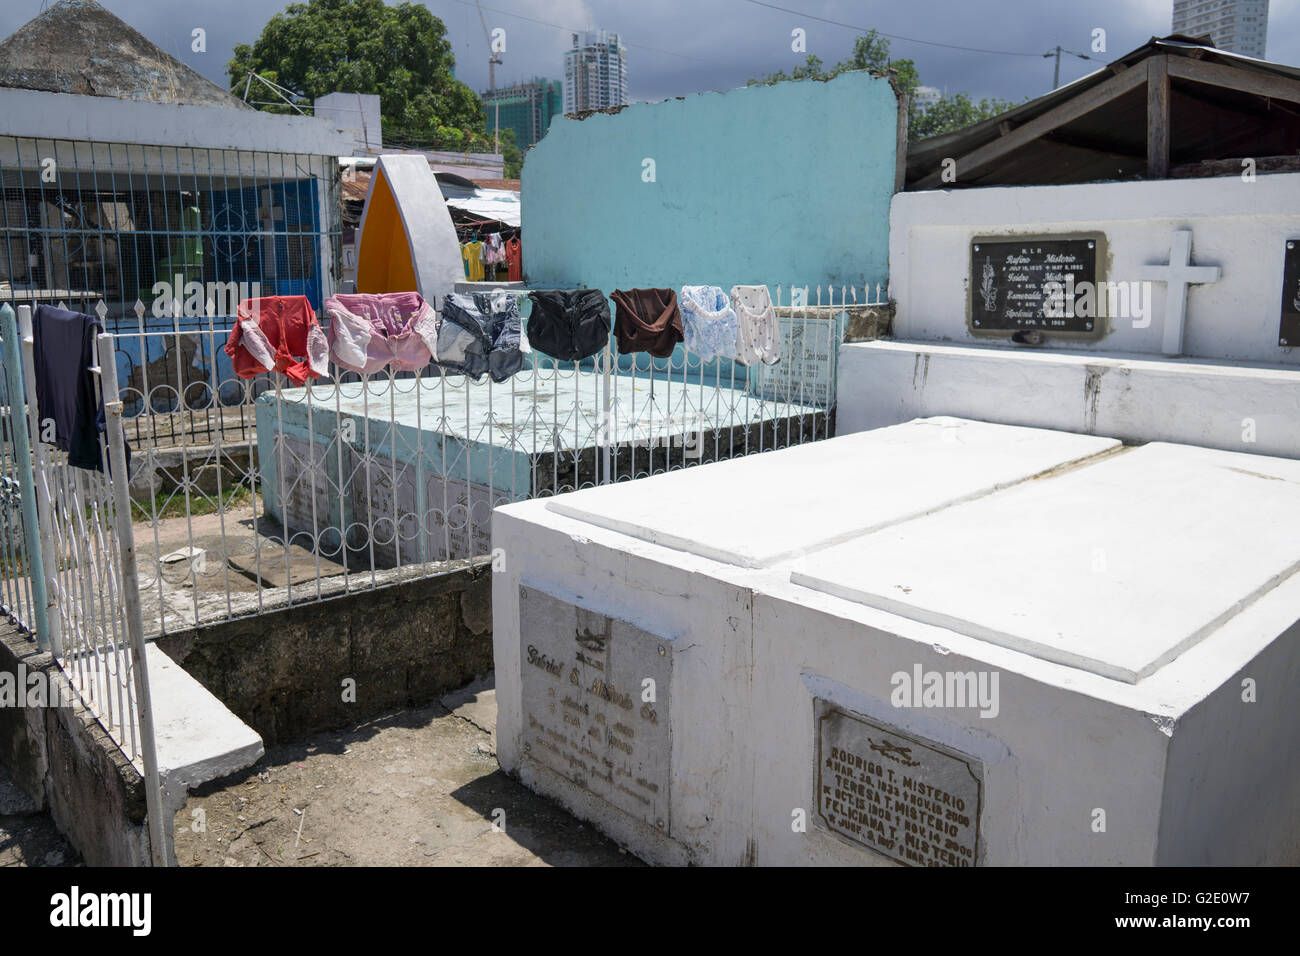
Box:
(679, 285, 739, 361)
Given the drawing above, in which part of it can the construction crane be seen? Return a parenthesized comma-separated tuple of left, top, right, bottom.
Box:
(477, 0, 504, 154)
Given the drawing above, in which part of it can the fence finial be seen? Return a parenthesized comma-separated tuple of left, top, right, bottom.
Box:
(95, 300, 108, 321)
(134, 299, 146, 322)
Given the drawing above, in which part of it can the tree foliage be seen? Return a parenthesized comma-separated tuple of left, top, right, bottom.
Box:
(228, 0, 490, 151)
(748, 30, 1022, 141)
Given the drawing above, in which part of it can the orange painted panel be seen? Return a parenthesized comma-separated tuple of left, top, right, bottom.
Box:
(356, 169, 418, 293)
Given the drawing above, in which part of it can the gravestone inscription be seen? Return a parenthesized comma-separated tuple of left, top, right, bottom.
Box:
(815, 699, 982, 867)
(1281, 240, 1300, 348)
(970, 236, 1102, 337)
(519, 587, 673, 833)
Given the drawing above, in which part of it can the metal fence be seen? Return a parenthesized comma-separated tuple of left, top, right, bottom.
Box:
(0, 303, 170, 866)
(111, 283, 883, 636)
(0, 133, 340, 449)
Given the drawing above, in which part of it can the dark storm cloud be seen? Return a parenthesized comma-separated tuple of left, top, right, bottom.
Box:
(2, 0, 1297, 106)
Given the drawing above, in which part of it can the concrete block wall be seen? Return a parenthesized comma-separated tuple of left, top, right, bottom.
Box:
(156, 560, 494, 745)
(0, 622, 151, 866)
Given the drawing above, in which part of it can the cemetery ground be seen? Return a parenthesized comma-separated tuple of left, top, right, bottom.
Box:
(0, 762, 80, 867)
(171, 676, 642, 867)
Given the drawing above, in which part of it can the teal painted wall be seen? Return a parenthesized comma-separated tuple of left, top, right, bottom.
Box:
(520, 70, 898, 295)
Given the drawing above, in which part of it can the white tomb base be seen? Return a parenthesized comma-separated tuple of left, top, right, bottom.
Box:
(837, 341, 1300, 459)
(492, 418, 1300, 866)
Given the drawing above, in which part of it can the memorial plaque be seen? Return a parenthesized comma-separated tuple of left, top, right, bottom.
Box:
(519, 588, 672, 833)
(750, 310, 844, 406)
(1281, 239, 1300, 347)
(815, 700, 982, 867)
(970, 235, 1102, 336)
(273, 433, 340, 537)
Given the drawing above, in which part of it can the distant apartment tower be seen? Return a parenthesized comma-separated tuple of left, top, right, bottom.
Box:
(563, 30, 628, 114)
(1172, 0, 1270, 59)
(483, 77, 563, 150)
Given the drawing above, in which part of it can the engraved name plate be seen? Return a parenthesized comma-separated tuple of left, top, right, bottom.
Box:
(970, 235, 1103, 337)
(1280, 239, 1300, 347)
(815, 700, 982, 867)
(519, 587, 672, 833)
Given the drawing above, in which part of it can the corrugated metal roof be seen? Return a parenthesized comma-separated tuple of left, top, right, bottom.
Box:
(446, 189, 520, 227)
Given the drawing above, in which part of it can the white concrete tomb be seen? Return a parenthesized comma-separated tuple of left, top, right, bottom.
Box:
(492, 418, 1300, 865)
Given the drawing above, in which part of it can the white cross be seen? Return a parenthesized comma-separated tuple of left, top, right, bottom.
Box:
(1138, 229, 1221, 356)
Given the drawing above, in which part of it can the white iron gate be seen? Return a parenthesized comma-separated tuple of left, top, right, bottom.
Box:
(0, 302, 171, 866)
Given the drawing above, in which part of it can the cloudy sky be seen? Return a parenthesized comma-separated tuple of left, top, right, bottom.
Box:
(5, 0, 1299, 104)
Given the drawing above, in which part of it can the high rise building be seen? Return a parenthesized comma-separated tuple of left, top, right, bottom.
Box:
(483, 77, 564, 151)
(563, 30, 628, 114)
(1172, 0, 1270, 59)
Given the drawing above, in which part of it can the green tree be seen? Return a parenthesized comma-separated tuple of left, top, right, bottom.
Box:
(228, 0, 490, 151)
(909, 91, 1022, 140)
(747, 29, 1021, 141)
(498, 127, 522, 179)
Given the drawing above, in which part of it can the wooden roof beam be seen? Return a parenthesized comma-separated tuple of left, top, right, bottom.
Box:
(1167, 56, 1300, 105)
(1148, 55, 1171, 179)
(912, 64, 1147, 188)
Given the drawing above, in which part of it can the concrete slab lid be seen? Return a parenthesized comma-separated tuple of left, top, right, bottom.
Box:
(790, 442, 1300, 683)
(545, 417, 1121, 567)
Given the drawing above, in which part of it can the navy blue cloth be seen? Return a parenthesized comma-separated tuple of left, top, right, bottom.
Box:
(438, 292, 525, 383)
(32, 305, 126, 472)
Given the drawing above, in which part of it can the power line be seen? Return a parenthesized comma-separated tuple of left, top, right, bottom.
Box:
(740, 0, 1047, 57)
(438, 0, 724, 67)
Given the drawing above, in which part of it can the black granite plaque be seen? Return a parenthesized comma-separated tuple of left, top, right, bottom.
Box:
(970, 237, 1100, 335)
(1281, 240, 1300, 348)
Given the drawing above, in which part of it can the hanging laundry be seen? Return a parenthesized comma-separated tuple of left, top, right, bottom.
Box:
(325, 291, 440, 375)
(483, 233, 506, 265)
(729, 285, 782, 366)
(31, 304, 129, 472)
(679, 285, 740, 361)
(526, 289, 611, 362)
(438, 291, 525, 383)
(610, 288, 683, 357)
(224, 295, 328, 385)
(462, 241, 485, 281)
(505, 237, 522, 282)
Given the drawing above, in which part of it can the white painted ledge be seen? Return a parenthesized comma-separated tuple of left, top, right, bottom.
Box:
(837, 340, 1300, 459)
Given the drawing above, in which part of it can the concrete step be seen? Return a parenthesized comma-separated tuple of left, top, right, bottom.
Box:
(143, 643, 264, 813)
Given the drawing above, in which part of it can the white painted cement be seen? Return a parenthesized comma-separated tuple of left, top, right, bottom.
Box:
(358, 154, 464, 309)
(836, 340, 1300, 459)
(790, 442, 1300, 683)
(0, 87, 355, 157)
(890, 173, 1300, 365)
(143, 644, 264, 817)
(493, 419, 1300, 865)
(547, 418, 1118, 567)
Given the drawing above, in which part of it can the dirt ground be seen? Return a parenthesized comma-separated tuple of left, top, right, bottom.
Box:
(173, 676, 642, 867)
(0, 764, 81, 868)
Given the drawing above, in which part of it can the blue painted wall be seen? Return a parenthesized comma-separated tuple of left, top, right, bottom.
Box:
(521, 70, 898, 295)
